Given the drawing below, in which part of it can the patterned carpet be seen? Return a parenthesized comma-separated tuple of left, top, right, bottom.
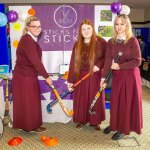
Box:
(0, 86, 150, 150)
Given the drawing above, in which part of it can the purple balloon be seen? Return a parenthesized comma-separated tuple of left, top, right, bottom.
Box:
(111, 2, 122, 14)
(6, 10, 18, 23)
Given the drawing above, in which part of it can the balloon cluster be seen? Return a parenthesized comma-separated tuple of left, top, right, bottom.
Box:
(0, 12, 8, 27)
(111, 1, 130, 15)
(18, 8, 36, 22)
(7, 10, 18, 23)
(0, 8, 36, 27)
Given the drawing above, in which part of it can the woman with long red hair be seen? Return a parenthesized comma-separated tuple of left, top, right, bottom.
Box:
(67, 19, 107, 131)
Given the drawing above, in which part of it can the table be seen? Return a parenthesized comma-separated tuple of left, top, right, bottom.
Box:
(0, 76, 73, 123)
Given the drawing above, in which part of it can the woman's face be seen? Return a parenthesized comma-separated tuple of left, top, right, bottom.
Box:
(27, 20, 42, 37)
(115, 18, 126, 35)
(81, 24, 93, 40)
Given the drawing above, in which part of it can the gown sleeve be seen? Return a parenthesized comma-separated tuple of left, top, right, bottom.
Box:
(95, 38, 107, 70)
(21, 36, 49, 79)
(102, 39, 113, 78)
(119, 37, 141, 69)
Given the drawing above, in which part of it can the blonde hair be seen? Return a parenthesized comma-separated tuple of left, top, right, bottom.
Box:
(22, 16, 39, 35)
(112, 14, 133, 44)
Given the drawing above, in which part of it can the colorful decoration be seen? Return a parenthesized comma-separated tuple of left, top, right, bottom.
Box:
(41, 135, 58, 146)
(0, 12, 8, 27)
(13, 22, 21, 31)
(6, 10, 18, 23)
(119, 5, 130, 15)
(8, 137, 23, 146)
(18, 11, 28, 22)
(13, 40, 19, 48)
(28, 8, 36, 16)
(111, 2, 122, 14)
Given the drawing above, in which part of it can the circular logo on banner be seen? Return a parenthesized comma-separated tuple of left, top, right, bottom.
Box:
(54, 5, 77, 28)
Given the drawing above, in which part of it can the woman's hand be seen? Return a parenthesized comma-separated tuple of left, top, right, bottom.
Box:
(111, 59, 120, 70)
(46, 77, 53, 86)
(93, 65, 100, 72)
(100, 78, 107, 89)
(67, 82, 73, 91)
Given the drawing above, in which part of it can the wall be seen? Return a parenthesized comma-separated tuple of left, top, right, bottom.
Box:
(129, 9, 145, 22)
(129, 8, 150, 28)
(144, 9, 150, 27)
(144, 9, 150, 21)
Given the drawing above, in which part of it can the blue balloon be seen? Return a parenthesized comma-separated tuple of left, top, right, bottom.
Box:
(0, 12, 8, 27)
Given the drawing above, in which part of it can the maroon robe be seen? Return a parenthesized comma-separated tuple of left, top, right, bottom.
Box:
(68, 37, 107, 126)
(12, 34, 49, 131)
(102, 37, 143, 135)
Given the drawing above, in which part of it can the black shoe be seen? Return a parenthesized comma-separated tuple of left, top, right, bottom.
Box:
(103, 126, 111, 134)
(111, 131, 125, 141)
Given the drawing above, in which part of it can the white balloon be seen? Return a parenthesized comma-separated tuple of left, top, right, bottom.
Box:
(18, 11, 29, 22)
(119, 5, 130, 15)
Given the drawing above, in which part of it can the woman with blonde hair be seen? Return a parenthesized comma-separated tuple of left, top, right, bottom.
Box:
(101, 14, 143, 140)
(67, 19, 107, 131)
(12, 16, 52, 132)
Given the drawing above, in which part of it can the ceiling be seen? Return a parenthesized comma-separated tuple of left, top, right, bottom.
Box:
(0, 0, 150, 9)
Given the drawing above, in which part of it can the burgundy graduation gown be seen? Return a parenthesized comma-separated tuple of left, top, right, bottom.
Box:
(68, 37, 107, 126)
(12, 34, 49, 131)
(102, 37, 143, 135)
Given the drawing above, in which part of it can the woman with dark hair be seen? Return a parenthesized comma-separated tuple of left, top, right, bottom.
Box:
(12, 16, 52, 132)
(67, 19, 107, 131)
(101, 14, 143, 140)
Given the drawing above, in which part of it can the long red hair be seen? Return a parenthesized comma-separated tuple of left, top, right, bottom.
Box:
(74, 19, 97, 78)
